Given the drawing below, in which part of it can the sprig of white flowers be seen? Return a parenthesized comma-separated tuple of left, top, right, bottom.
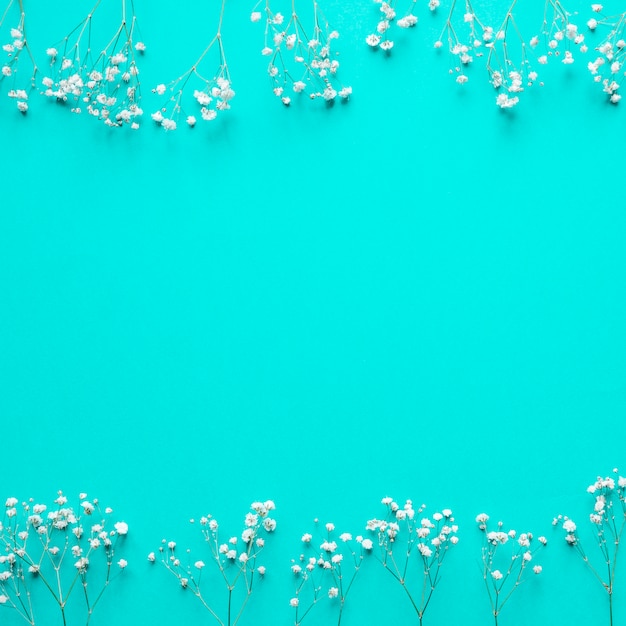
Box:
(366, 497, 458, 626)
(152, 501, 276, 626)
(532, 0, 585, 66)
(585, 6, 626, 104)
(1, 0, 38, 112)
(252, 0, 352, 105)
(151, 0, 234, 130)
(476, 514, 546, 626)
(556, 469, 626, 626)
(290, 520, 372, 626)
(42, 0, 145, 128)
(0, 492, 129, 626)
(435, 0, 490, 86)
(365, 0, 419, 52)
(484, 0, 542, 109)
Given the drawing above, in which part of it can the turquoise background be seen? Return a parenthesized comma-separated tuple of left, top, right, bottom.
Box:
(1, 0, 625, 624)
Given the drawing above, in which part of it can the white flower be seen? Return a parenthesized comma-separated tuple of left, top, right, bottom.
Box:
(114, 521, 128, 535)
(366, 34, 381, 47)
(562, 520, 576, 533)
(418, 544, 432, 557)
(321, 540, 337, 552)
(117, 559, 127, 569)
(361, 538, 373, 550)
(290, 598, 299, 607)
(496, 93, 519, 108)
(250, 11, 262, 22)
(148, 552, 156, 562)
(74, 557, 89, 571)
(533, 565, 543, 574)
(398, 15, 418, 27)
(186, 115, 196, 127)
(491, 569, 503, 580)
(0, 595, 8, 604)
(328, 587, 339, 598)
(257, 566, 266, 575)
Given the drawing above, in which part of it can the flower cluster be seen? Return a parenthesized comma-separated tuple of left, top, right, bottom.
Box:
(290, 520, 372, 625)
(434, 0, 586, 107)
(253, 0, 351, 105)
(41, 0, 145, 128)
(477, 513, 546, 625)
(151, 0, 234, 130)
(435, 0, 492, 87)
(555, 469, 626, 626)
(1, 0, 38, 112)
(531, 0, 585, 67)
(585, 6, 626, 103)
(366, 497, 458, 626)
(153, 500, 276, 626)
(0, 491, 129, 625)
(484, 2, 542, 109)
(365, 1, 419, 52)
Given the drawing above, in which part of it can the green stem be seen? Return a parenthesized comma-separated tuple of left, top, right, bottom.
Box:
(228, 587, 232, 626)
